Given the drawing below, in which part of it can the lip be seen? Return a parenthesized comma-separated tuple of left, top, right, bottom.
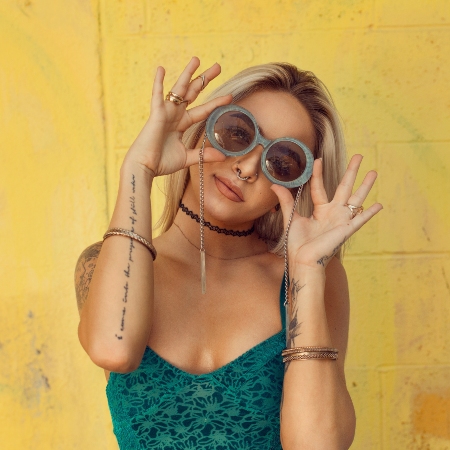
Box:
(214, 176, 244, 202)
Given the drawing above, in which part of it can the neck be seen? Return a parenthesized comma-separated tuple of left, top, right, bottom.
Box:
(169, 200, 268, 261)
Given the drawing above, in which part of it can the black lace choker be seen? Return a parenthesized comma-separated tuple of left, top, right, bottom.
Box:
(179, 201, 255, 237)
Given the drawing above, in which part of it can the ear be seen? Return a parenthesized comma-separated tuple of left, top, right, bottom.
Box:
(270, 204, 280, 213)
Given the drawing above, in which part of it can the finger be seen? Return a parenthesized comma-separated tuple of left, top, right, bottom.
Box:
(270, 184, 296, 227)
(170, 57, 201, 98)
(185, 94, 233, 124)
(347, 202, 383, 232)
(317, 202, 383, 256)
(333, 154, 363, 204)
(347, 170, 377, 207)
(151, 66, 165, 109)
(184, 63, 221, 103)
(184, 146, 226, 167)
(310, 159, 329, 206)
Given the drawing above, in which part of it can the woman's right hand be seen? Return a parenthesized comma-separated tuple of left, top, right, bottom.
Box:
(123, 57, 233, 178)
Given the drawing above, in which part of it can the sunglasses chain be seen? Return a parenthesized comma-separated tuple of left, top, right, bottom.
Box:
(283, 184, 303, 343)
(199, 129, 303, 309)
(199, 133, 207, 294)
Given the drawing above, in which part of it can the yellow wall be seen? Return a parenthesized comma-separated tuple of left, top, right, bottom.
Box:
(1, 0, 449, 448)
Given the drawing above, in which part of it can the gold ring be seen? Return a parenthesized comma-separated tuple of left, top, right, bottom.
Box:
(194, 74, 206, 91)
(345, 204, 364, 219)
(165, 91, 189, 105)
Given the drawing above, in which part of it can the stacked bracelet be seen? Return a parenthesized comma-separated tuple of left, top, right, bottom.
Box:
(103, 228, 157, 261)
(282, 346, 338, 362)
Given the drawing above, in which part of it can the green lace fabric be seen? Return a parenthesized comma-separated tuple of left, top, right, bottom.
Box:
(106, 283, 286, 450)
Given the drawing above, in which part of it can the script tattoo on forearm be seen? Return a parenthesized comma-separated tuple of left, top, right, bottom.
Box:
(316, 237, 347, 267)
(115, 176, 138, 340)
(284, 280, 306, 373)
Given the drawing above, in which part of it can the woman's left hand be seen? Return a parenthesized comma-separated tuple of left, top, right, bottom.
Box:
(271, 154, 382, 271)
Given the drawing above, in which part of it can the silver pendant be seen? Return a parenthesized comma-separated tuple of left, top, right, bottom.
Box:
(201, 249, 206, 294)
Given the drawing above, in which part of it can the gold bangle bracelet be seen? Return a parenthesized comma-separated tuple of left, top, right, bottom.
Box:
(282, 346, 338, 356)
(283, 352, 338, 362)
(103, 228, 157, 261)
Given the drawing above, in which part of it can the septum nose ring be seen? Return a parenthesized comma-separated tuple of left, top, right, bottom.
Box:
(236, 168, 250, 181)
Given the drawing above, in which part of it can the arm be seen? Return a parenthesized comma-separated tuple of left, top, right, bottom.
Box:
(280, 259, 355, 450)
(77, 163, 155, 373)
(272, 155, 382, 449)
(74, 241, 103, 314)
(75, 58, 232, 373)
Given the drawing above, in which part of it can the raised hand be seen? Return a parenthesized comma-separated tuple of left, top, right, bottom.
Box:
(124, 57, 232, 177)
(271, 154, 383, 270)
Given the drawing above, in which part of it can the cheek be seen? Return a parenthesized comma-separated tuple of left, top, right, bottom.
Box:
(255, 183, 279, 210)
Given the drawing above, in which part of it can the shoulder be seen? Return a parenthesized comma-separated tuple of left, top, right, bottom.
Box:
(74, 241, 103, 314)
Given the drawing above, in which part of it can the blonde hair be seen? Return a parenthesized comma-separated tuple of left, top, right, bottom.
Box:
(156, 63, 347, 258)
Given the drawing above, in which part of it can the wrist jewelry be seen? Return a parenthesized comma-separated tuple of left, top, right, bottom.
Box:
(103, 228, 157, 261)
(283, 352, 338, 362)
(282, 346, 338, 355)
(282, 346, 338, 362)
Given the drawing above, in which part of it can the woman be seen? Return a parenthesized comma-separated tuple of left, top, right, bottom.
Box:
(75, 57, 381, 449)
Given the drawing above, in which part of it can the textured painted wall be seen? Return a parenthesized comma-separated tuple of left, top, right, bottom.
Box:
(100, 2, 450, 447)
(0, 1, 115, 449)
(1, 0, 449, 448)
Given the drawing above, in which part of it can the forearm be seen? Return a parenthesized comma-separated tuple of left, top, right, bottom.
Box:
(280, 266, 355, 450)
(78, 160, 155, 372)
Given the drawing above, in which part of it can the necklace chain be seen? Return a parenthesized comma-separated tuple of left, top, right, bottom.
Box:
(173, 222, 267, 260)
(179, 201, 255, 237)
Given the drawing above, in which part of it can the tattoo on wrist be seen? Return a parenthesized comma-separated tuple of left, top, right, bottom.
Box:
(285, 280, 306, 373)
(317, 237, 346, 267)
(115, 175, 138, 340)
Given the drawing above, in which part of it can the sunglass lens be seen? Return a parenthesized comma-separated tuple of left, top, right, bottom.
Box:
(265, 141, 307, 183)
(213, 111, 256, 152)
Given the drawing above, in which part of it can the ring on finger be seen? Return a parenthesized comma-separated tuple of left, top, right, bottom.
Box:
(345, 203, 364, 219)
(193, 74, 206, 91)
(165, 91, 189, 105)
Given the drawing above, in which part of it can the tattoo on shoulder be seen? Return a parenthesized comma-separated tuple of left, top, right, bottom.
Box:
(317, 237, 347, 267)
(285, 279, 306, 373)
(74, 241, 103, 312)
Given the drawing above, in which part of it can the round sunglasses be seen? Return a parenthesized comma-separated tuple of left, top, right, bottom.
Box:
(205, 105, 314, 188)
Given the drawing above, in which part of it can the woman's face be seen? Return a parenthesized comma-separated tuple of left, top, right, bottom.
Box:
(187, 90, 316, 228)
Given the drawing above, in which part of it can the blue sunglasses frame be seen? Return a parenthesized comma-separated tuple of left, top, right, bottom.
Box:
(205, 105, 314, 188)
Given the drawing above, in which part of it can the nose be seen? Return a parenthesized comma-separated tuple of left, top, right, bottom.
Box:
(231, 144, 263, 183)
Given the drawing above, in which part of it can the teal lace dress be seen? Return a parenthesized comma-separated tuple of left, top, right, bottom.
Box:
(106, 283, 287, 449)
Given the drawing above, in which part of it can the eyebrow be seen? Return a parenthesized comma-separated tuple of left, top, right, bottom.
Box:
(230, 112, 255, 133)
(230, 110, 269, 139)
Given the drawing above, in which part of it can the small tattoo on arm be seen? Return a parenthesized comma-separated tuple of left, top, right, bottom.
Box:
(120, 307, 126, 331)
(128, 238, 135, 262)
(115, 174, 139, 339)
(123, 282, 129, 303)
(74, 242, 103, 313)
(317, 237, 346, 267)
(285, 280, 306, 373)
(129, 196, 137, 215)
